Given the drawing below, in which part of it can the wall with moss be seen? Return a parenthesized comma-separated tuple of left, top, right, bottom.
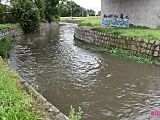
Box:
(74, 27, 160, 60)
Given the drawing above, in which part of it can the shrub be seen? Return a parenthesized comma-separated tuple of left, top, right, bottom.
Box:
(0, 37, 16, 59)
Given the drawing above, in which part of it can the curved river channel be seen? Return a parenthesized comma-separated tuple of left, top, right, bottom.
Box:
(10, 23, 160, 120)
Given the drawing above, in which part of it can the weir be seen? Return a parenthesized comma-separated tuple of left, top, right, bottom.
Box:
(101, 0, 160, 28)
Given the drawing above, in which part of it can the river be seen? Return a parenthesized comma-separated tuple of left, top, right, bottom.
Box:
(10, 23, 160, 120)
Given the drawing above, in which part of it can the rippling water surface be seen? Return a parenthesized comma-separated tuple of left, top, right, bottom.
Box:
(10, 23, 160, 120)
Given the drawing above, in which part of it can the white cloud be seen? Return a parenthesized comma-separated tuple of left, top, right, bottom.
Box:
(72, 0, 101, 13)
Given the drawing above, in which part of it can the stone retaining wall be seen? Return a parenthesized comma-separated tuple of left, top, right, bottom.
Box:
(0, 22, 56, 41)
(0, 27, 24, 40)
(74, 27, 160, 60)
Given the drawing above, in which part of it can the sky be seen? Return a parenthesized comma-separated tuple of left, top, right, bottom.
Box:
(72, 0, 101, 13)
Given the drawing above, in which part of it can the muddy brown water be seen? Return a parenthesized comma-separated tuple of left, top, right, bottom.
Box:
(10, 23, 160, 120)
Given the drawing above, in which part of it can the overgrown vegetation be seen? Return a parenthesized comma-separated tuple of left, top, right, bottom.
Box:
(0, 37, 16, 59)
(0, 57, 44, 120)
(74, 39, 160, 64)
(0, 23, 19, 30)
(91, 26, 160, 40)
(0, 0, 67, 33)
(69, 106, 83, 120)
(109, 48, 154, 64)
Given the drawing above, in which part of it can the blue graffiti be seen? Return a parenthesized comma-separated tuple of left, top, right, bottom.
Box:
(102, 14, 130, 27)
(102, 18, 110, 26)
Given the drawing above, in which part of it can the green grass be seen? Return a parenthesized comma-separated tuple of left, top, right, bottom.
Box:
(91, 26, 160, 41)
(0, 57, 44, 120)
(0, 23, 19, 30)
(61, 16, 101, 26)
(109, 48, 154, 64)
(74, 39, 160, 64)
(78, 17, 101, 27)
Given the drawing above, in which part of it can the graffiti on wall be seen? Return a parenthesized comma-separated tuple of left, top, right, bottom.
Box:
(102, 14, 130, 27)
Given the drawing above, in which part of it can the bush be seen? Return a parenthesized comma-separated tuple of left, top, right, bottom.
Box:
(0, 37, 16, 59)
(20, 0, 40, 33)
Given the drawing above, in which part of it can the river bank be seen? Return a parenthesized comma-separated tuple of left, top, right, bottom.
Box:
(74, 27, 160, 64)
(0, 57, 44, 119)
(0, 23, 69, 120)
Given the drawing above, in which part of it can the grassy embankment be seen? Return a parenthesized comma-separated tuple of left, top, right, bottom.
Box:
(71, 17, 160, 64)
(0, 37, 44, 120)
(61, 16, 101, 26)
(91, 26, 160, 41)
(0, 57, 44, 119)
(0, 23, 19, 30)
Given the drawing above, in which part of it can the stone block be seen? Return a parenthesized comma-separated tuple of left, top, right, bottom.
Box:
(55, 113, 69, 120)
(142, 43, 148, 48)
(147, 44, 152, 49)
(118, 35, 121, 39)
(49, 106, 60, 114)
(144, 39, 149, 43)
(136, 38, 142, 42)
(149, 40, 155, 44)
(155, 41, 160, 46)
(131, 45, 137, 51)
(146, 50, 150, 55)
(154, 51, 159, 57)
(155, 46, 160, 51)
(141, 48, 146, 53)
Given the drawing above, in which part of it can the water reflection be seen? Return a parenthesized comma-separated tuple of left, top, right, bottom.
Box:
(10, 23, 160, 120)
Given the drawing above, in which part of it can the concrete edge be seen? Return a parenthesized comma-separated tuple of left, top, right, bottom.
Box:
(20, 78, 69, 120)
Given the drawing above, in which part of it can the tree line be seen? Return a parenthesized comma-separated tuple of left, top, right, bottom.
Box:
(61, 1, 96, 17)
(0, 0, 98, 33)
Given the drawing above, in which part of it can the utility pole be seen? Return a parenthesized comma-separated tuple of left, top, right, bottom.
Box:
(71, 0, 73, 19)
(82, 8, 83, 18)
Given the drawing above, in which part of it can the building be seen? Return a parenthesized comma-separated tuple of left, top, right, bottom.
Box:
(101, 0, 160, 28)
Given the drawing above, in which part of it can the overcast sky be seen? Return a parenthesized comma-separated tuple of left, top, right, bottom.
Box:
(72, 0, 101, 13)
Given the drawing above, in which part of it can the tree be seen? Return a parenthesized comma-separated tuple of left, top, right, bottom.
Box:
(98, 10, 101, 16)
(60, 1, 91, 17)
(3, 0, 67, 33)
(20, 0, 40, 33)
(87, 9, 96, 16)
(8, 0, 64, 33)
(0, 4, 4, 23)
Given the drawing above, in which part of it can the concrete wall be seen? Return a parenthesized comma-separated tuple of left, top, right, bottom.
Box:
(74, 27, 160, 60)
(101, 0, 160, 28)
